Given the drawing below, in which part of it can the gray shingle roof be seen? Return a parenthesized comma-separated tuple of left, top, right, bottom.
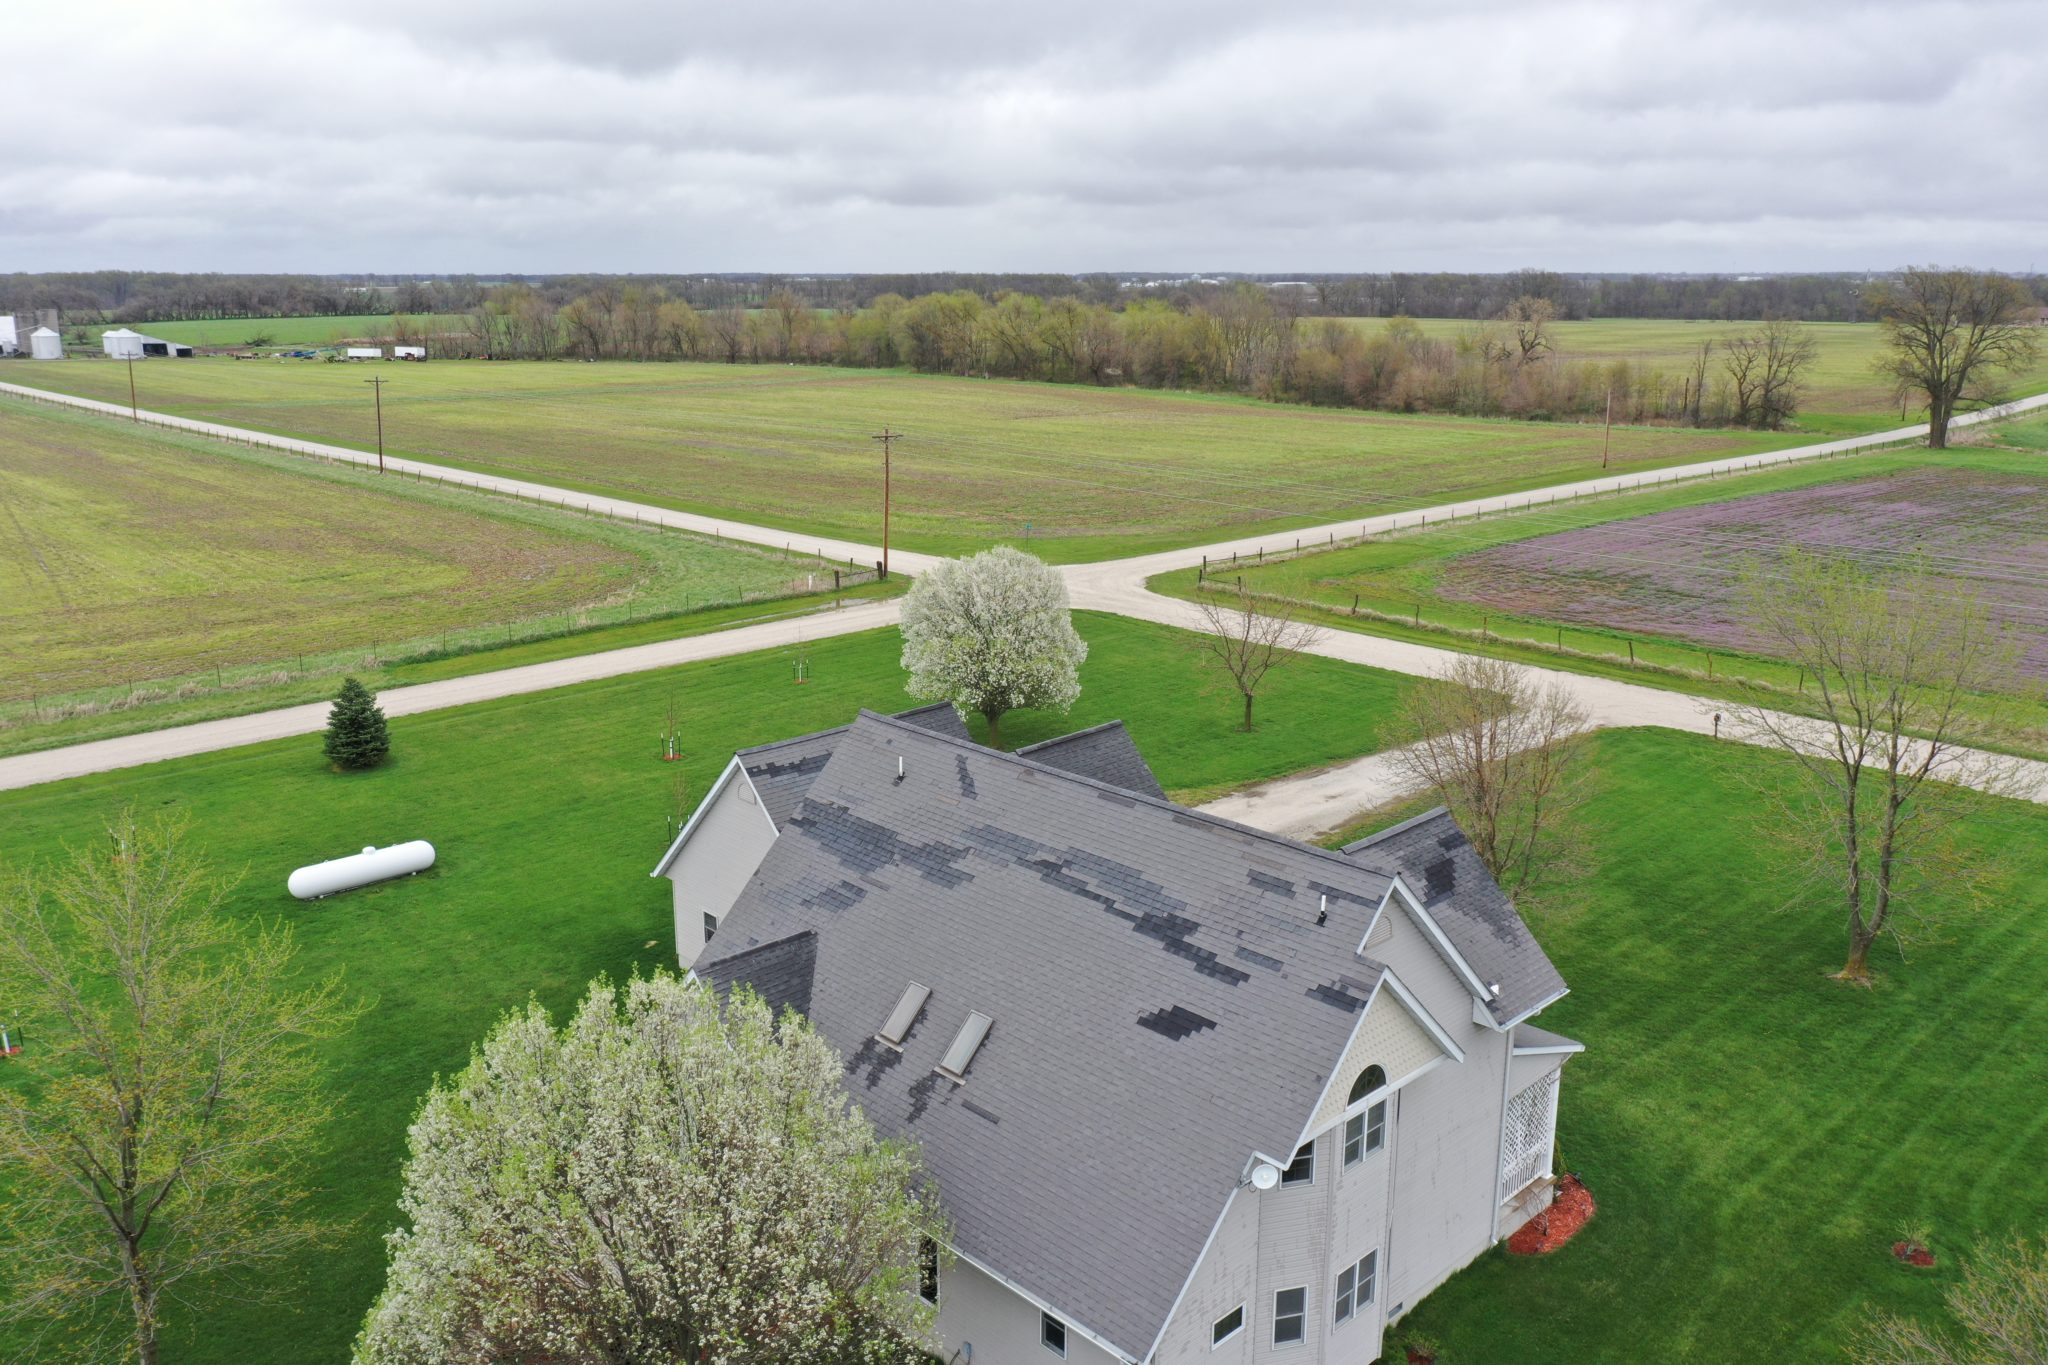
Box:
(696, 710, 1402, 1361)
(1341, 807, 1567, 1026)
(1014, 720, 1167, 800)
(739, 703, 969, 830)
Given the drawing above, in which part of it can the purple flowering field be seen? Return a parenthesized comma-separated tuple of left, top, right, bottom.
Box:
(1439, 468, 2048, 679)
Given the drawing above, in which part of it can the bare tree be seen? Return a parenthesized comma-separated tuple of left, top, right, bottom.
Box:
(1389, 655, 1591, 896)
(1725, 551, 2024, 982)
(0, 812, 362, 1364)
(1685, 338, 1712, 424)
(1189, 587, 1324, 732)
(1719, 319, 1817, 428)
(1852, 1237, 2048, 1365)
(705, 306, 749, 364)
(1499, 295, 1556, 366)
(1870, 267, 2043, 448)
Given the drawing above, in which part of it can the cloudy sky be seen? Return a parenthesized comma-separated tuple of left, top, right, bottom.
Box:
(4, 0, 2042, 274)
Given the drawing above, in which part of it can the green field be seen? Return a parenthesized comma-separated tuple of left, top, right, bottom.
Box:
(1349, 317, 2048, 432)
(0, 611, 1414, 1363)
(1367, 729, 2048, 1363)
(0, 397, 855, 712)
(76, 313, 471, 350)
(4, 357, 1817, 560)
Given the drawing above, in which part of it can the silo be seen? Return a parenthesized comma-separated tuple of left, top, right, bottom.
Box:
(29, 327, 63, 360)
(101, 327, 144, 359)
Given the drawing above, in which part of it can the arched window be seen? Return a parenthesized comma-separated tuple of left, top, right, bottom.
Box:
(1348, 1065, 1386, 1105)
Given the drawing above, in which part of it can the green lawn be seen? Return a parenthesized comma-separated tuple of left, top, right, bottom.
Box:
(0, 396, 862, 727)
(1371, 728, 2048, 1363)
(1344, 317, 2048, 432)
(75, 314, 470, 350)
(0, 611, 1413, 1363)
(5, 357, 1815, 561)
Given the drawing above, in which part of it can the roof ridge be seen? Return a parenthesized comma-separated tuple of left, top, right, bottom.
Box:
(1013, 719, 1131, 753)
(1340, 804, 1453, 854)
(851, 709, 1393, 883)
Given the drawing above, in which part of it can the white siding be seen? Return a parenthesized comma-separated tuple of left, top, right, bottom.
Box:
(929, 1254, 1126, 1365)
(1509, 1047, 1570, 1095)
(666, 770, 777, 970)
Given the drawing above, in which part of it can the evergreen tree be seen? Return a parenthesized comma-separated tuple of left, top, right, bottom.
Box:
(323, 677, 390, 771)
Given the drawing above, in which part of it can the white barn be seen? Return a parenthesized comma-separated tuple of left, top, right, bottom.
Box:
(30, 327, 64, 360)
(101, 328, 194, 359)
(0, 315, 18, 356)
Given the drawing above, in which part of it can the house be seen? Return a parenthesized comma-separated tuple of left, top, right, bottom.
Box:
(101, 328, 194, 359)
(654, 708, 1580, 1364)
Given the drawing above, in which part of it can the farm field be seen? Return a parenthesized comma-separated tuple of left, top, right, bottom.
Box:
(0, 397, 854, 713)
(0, 611, 1416, 1364)
(2, 357, 1816, 561)
(75, 312, 470, 350)
(1349, 316, 2048, 430)
(1166, 443, 2048, 713)
(1442, 466, 2048, 680)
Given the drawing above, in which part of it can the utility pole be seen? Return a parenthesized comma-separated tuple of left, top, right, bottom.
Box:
(126, 355, 138, 422)
(365, 375, 388, 473)
(870, 427, 900, 578)
(1600, 388, 1613, 469)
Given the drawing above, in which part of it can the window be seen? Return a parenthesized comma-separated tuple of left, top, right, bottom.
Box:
(937, 1010, 994, 1081)
(917, 1236, 939, 1306)
(879, 982, 931, 1047)
(702, 911, 719, 943)
(1343, 1099, 1388, 1167)
(1041, 1312, 1068, 1357)
(1347, 1064, 1386, 1106)
(1273, 1287, 1306, 1346)
(1334, 1251, 1377, 1325)
(1279, 1140, 1315, 1186)
(1211, 1304, 1244, 1347)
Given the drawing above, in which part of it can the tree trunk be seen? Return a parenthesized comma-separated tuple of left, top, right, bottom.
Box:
(984, 708, 1003, 749)
(1838, 932, 1874, 983)
(123, 1238, 157, 1365)
(1928, 394, 1952, 449)
(1241, 692, 1256, 732)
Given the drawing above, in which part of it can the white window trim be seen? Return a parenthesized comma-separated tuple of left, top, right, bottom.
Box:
(1271, 1286, 1309, 1348)
(1041, 1310, 1069, 1357)
(1210, 1303, 1245, 1348)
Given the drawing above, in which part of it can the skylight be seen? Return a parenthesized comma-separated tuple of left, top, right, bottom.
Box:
(936, 1010, 993, 1081)
(877, 982, 931, 1048)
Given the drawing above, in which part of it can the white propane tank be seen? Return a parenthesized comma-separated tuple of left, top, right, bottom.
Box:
(288, 840, 435, 900)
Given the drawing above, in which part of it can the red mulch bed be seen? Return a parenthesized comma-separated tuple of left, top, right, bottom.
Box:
(1508, 1174, 1595, 1255)
(1893, 1240, 1935, 1267)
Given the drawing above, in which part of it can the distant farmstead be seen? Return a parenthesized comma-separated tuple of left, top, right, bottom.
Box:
(101, 328, 194, 359)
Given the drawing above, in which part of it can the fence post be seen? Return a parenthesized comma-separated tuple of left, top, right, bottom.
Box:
(1627, 639, 1635, 666)
(1352, 593, 1359, 616)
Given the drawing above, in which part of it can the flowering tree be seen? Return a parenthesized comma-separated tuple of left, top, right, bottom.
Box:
(899, 546, 1087, 746)
(354, 974, 943, 1365)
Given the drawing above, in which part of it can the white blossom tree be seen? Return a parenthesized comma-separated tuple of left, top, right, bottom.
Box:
(899, 546, 1087, 746)
(354, 974, 943, 1365)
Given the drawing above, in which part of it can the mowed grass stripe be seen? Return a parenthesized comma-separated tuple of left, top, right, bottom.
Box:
(10, 358, 1807, 560)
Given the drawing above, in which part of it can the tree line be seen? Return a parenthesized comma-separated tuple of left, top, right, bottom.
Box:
(8, 268, 2042, 328)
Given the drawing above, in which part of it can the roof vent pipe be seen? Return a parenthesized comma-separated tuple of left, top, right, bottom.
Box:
(895, 755, 905, 784)
(1315, 893, 1328, 927)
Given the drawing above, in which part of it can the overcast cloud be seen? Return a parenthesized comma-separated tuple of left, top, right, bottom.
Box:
(2, 0, 2043, 273)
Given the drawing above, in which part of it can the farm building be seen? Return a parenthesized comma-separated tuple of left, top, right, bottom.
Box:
(101, 328, 195, 359)
(392, 345, 426, 360)
(0, 315, 17, 355)
(346, 346, 385, 360)
(29, 327, 64, 360)
(659, 707, 1581, 1364)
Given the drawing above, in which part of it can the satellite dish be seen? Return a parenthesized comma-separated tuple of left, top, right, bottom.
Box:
(1250, 1163, 1282, 1191)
